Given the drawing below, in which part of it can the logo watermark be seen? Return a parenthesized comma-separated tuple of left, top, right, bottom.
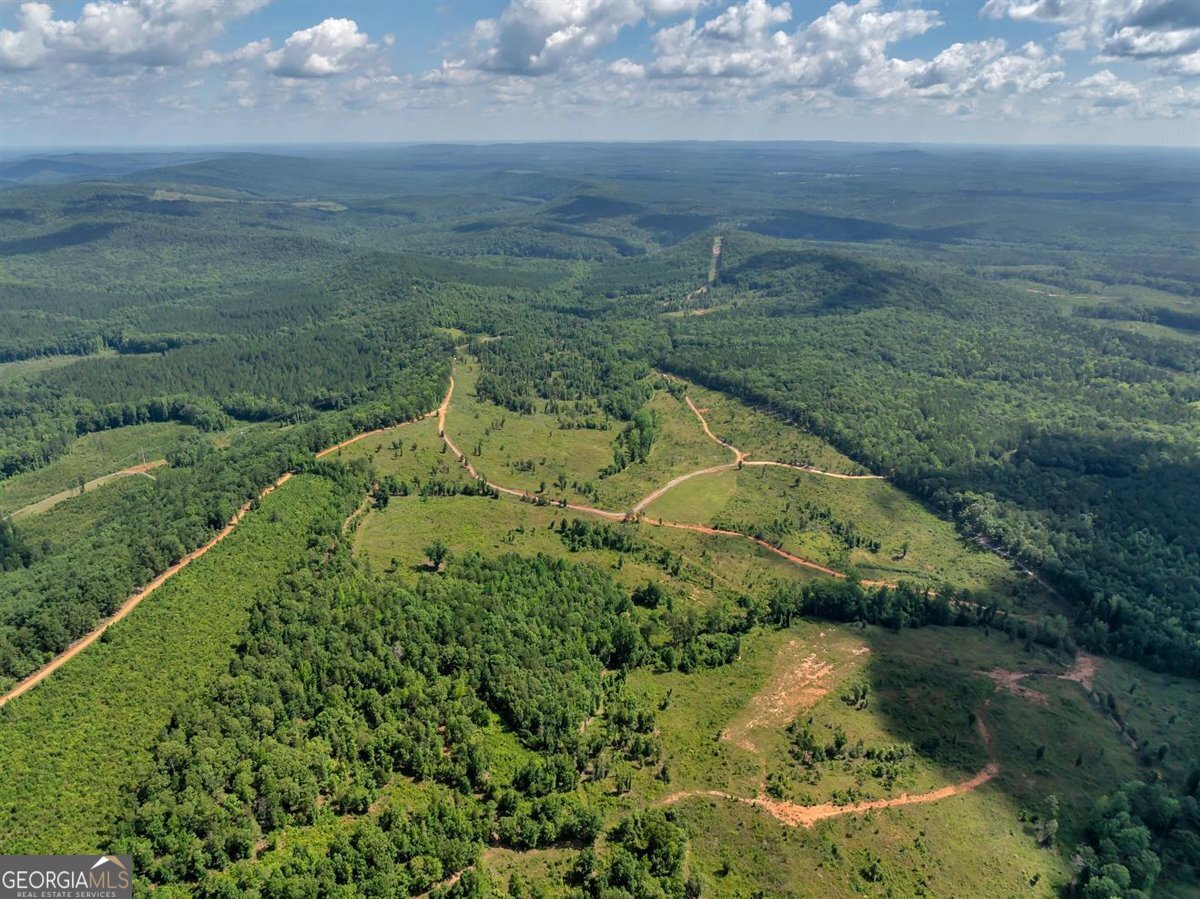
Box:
(1, 856, 131, 899)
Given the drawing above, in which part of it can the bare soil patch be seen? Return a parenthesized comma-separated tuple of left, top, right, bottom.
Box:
(1058, 653, 1097, 691)
(722, 639, 842, 752)
(983, 668, 1049, 705)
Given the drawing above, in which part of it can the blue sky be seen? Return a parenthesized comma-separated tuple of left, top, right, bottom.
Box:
(1, 0, 1197, 148)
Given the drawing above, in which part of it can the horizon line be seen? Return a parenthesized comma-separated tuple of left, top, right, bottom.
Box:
(4, 137, 1198, 156)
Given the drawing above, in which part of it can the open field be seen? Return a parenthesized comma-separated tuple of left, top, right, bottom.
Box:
(434, 355, 1055, 608)
(354, 493, 815, 611)
(681, 380, 869, 475)
(643, 462, 1050, 604)
(618, 618, 1200, 895)
(0, 422, 196, 516)
(445, 359, 730, 511)
(332, 414, 476, 489)
(0, 354, 91, 385)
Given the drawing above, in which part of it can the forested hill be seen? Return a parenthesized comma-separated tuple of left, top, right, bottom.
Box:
(2, 144, 1200, 898)
(0, 143, 1198, 685)
(656, 245, 1200, 674)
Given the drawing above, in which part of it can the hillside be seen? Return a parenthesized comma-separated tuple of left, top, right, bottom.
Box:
(0, 143, 1197, 897)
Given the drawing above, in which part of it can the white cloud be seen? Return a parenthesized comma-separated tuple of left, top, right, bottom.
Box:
(648, 0, 941, 90)
(201, 37, 272, 68)
(904, 40, 1063, 97)
(0, 0, 265, 71)
(461, 0, 703, 75)
(420, 0, 1083, 121)
(0, 0, 1194, 146)
(609, 57, 646, 78)
(1072, 68, 1142, 107)
(982, 0, 1200, 74)
(265, 18, 374, 78)
(1163, 81, 1200, 108)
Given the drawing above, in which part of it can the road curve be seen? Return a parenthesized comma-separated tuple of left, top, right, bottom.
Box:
(662, 710, 998, 827)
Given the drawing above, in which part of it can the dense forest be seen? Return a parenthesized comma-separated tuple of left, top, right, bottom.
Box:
(115, 547, 702, 897)
(657, 246, 1200, 676)
(1, 143, 1198, 896)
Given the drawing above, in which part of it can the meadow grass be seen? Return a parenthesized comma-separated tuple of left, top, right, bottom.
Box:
(483, 846, 575, 898)
(0, 354, 91, 385)
(333, 414, 475, 488)
(681, 380, 867, 475)
(354, 493, 779, 613)
(623, 621, 1077, 896)
(446, 361, 614, 500)
(620, 618, 1194, 896)
(595, 388, 731, 509)
(445, 360, 729, 512)
(643, 463, 1053, 607)
(1086, 654, 1200, 794)
(675, 788, 1066, 898)
(0, 422, 197, 516)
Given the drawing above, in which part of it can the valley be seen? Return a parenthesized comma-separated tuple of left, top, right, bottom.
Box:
(0, 142, 1196, 897)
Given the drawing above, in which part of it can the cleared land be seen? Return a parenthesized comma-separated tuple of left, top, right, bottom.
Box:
(0, 422, 197, 516)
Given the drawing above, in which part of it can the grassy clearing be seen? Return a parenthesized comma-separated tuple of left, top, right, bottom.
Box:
(333, 415, 475, 488)
(447, 361, 614, 501)
(0, 474, 346, 853)
(1087, 656, 1200, 795)
(1103, 319, 1200, 343)
(625, 621, 1077, 895)
(627, 625, 817, 799)
(0, 422, 197, 516)
(638, 468, 739, 522)
(354, 494, 776, 614)
(483, 846, 575, 897)
(682, 380, 867, 475)
(645, 523, 826, 594)
(292, 200, 348, 212)
(676, 790, 1064, 898)
(445, 361, 728, 511)
(625, 619, 1200, 896)
(643, 464, 1052, 607)
(596, 389, 730, 508)
(0, 354, 91, 385)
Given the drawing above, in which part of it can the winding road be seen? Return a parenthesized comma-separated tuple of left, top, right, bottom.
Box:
(435, 371, 864, 575)
(662, 707, 999, 828)
(0, 357, 1014, 708)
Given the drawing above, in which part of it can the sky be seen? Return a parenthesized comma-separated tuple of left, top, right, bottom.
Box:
(1, 0, 1198, 149)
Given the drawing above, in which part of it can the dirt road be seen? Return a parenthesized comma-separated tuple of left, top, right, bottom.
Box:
(436, 371, 867, 573)
(0, 472, 293, 707)
(439, 376, 625, 520)
(663, 760, 999, 828)
(684, 396, 742, 460)
(5, 460, 166, 520)
(683, 394, 881, 479)
(707, 235, 724, 285)
(663, 709, 998, 827)
(742, 460, 884, 480)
